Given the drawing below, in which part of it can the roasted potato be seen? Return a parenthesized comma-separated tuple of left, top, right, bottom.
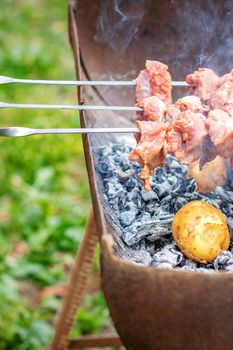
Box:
(172, 201, 230, 263)
(187, 156, 226, 193)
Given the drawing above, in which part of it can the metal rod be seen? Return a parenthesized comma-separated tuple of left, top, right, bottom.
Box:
(0, 127, 139, 137)
(0, 101, 142, 112)
(0, 75, 190, 87)
(0, 101, 208, 112)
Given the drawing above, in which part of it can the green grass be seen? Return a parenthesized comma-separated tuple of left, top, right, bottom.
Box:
(0, 1, 114, 349)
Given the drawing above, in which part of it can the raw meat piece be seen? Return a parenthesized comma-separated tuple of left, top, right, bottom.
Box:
(130, 60, 172, 190)
(134, 69, 152, 104)
(136, 96, 167, 122)
(135, 60, 172, 106)
(186, 68, 219, 101)
(167, 97, 208, 164)
(173, 95, 204, 113)
(129, 121, 168, 191)
(207, 109, 233, 162)
(208, 70, 233, 116)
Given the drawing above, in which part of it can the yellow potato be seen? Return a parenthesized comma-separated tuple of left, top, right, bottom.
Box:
(188, 156, 226, 193)
(172, 201, 230, 263)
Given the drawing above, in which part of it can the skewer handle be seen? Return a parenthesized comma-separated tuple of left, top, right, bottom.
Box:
(0, 127, 138, 137)
(0, 75, 190, 87)
(0, 101, 142, 112)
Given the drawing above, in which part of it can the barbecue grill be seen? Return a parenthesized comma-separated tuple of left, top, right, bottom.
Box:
(66, 1, 233, 350)
(3, 1, 233, 349)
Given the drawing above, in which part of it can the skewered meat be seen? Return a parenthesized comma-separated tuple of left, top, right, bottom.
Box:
(206, 109, 233, 164)
(130, 63, 233, 191)
(134, 69, 152, 104)
(135, 60, 172, 106)
(208, 70, 233, 116)
(173, 95, 204, 113)
(130, 60, 172, 189)
(186, 68, 219, 101)
(187, 67, 233, 116)
(167, 97, 208, 164)
(129, 121, 168, 191)
(185, 68, 233, 167)
(137, 96, 167, 122)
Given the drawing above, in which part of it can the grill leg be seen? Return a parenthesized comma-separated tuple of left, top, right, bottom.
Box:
(49, 211, 99, 350)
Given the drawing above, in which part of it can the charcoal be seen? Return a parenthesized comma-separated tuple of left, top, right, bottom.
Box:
(183, 178, 197, 193)
(146, 241, 160, 255)
(125, 248, 152, 266)
(119, 155, 131, 171)
(170, 196, 188, 212)
(201, 197, 221, 210)
(128, 187, 140, 200)
(145, 200, 159, 215)
(147, 224, 172, 240)
(96, 144, 233, 273)
(141, 188, 158, 201)
(182, 265, 197, 272)
(118, 195, 127, 210)
(122, 220, 171, 246)
(153, 181, 171, 199)
(140, 213, 152, 221)
(183, 259, 198, 269)
(118, 169, 134, 181)
(125, 177, 138, 191)
(124, 201, 138, 213)
(153, 262, 174, 269)
(97, 146, 112, 158)
(127, 189, 144, 210)
(225, 264, 233, 272)
(153, 167, 165, 183)
(119, 210, 138, 227)
(135, 239, 159, 256)
(215, 186, 233, 201)
(205, 263, 215, 269)
(228, 217, 233, 237)
(151, 244, 184, 268)
(105, 181, 125, 199)
(214, 251, 233, 270)
(98, 160, 113, 176)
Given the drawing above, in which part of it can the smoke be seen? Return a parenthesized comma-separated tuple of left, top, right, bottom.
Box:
(94, 0, 233, 76)
(166, 0, 233, 75)
(152, 0, 233, 76)
(95, 0, 151, 53)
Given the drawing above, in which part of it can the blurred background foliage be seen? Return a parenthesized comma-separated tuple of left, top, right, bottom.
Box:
(0, 1, 116, 349)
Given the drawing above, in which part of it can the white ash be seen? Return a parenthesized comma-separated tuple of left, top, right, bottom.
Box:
(97, 144, 233, 272)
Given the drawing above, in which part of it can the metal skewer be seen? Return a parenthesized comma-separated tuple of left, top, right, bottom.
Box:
(0, 101, 142, 112)
(0, 101, 209, 113)
(0, 127, 139, 137)
(0, 75, 190, 87)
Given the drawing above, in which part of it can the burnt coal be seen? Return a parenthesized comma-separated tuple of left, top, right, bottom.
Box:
(97, 144, 233, 272)
(214, 251, 233, 271)
(151, 244, 184, 269)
